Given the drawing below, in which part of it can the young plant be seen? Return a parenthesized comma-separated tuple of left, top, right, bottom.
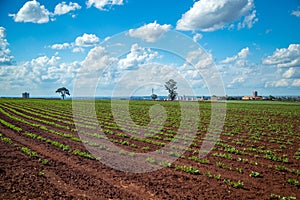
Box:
(236, 168, 243, 174)
(250, 171, 262, 178)
(20, 147, 38, 158)
(158, 161, 171, 168)
(286, 178, 299, 187)
(38, 170, 45, 177)
(175, 165, 200, 174)
(223, 179, 244, 189)
(41, 159, 50, 165)
(146, 157, 156, 163)
(204, 171, 212, 178)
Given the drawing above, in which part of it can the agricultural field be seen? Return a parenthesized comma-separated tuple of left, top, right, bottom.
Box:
(0, 98, 299, 199)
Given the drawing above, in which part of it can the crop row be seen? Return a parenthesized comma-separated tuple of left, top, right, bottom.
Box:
(0, 99, 299, 198)
(1, 101, 299, 178)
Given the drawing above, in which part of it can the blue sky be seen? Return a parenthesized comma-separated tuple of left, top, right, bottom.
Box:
(0, 0, 299, 97)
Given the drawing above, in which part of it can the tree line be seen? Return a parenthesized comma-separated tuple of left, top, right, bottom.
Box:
(56, 79, 178, 100)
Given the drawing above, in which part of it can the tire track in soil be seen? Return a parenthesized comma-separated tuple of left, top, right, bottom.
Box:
(0, 124, 157, 199)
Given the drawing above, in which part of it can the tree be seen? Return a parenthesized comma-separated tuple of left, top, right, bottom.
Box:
(151, 93, 158, 100)
(56, 87, 70, 100)
(165, 79, 177, 101)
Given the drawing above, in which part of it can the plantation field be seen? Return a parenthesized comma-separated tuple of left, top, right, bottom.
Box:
(0, 99, 299, 199)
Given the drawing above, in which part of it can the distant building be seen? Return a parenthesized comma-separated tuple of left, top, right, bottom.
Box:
(252, 91, 258, 99)
(242, 96, 252, 100)
(255, 96, 264, 100)
(178, 95, 197, 101)
(22, 92, 29, 99)
(210, 96, 218, 101)
(197, 96, 205, 101)
(242, 91, 265, 100)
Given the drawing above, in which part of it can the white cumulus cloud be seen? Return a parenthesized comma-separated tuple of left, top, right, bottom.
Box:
(118, 43, 159, 70)
(186, 48, 214, 69)
(49, 33, 100, 53)
(262, 44, 300, 68)
(220, 47, 250, 64)
(9, 1, 82, 24)
(128, 21, 171, 43)
(265, 79, 289, 88)
(193, 33, 203, 43)
(217, 47, 262, 89)
(176, 0, 256, 31)
(0, 54, 81, 94)
(291, 10, 300, 17)
(262, 44, 300, 88)
(50, 43, 71, 50)
(292, 79, 300, 87)
(81, 46, 117, 72)
(9, 0, 51, 24)
(230, 76, 245, 84)
(75, 33, 100, 47)
(283, 67, 300, 79)
(72, 47, 84, 53)
(238, 10, 258, 29)
(54, 2, 81, 15)
(74, 46, 118, 94)
(0, 27, 14, 65)
(86, 0, 123, 11)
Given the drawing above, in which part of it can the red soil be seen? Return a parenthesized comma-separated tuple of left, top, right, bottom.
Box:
(0, 105, 299, 199)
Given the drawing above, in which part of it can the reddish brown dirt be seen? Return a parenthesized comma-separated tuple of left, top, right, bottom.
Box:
(0, 105, 299, 199)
